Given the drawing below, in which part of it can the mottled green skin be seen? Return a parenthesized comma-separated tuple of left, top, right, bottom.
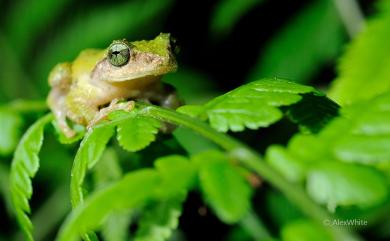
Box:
(47, 33, 178, 137)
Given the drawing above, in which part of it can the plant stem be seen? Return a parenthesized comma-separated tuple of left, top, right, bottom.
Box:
(332, 0, 365, 38)
(240, 211, 273, 241)
(138, 103, 362, 241)
(0, 99, 48, 113)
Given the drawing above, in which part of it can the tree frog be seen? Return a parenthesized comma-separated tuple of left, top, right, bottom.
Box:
(47, 33, 179, 138)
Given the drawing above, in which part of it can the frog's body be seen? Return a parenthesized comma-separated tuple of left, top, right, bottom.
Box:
(47, 33, 178, 137)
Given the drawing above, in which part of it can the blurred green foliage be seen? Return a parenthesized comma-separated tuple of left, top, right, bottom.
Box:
(210, 0, 264, 38)
(248, 0, 344, 83)
(329, 0, 390, 105)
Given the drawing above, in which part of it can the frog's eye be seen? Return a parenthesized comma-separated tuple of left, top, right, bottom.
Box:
(108, 42, 130, 67)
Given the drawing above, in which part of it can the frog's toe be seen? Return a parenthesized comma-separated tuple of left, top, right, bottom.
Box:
(118, 100, 135, 112)
(58, 122, 76, 138)
(64, 128, 77, 138)
(88, 100, 135, 129)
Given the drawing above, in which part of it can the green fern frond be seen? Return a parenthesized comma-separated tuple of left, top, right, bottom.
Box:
(57, 170, 160, 241)
(59, 154, 197, 241)
(134, 195, 186, 241)
(116, 113, 161, 152)
(178, 78, 338, 133)
(192, 150, 253, 223)
(9, 114, 53, 241)
(266, 92, 390, 210)
(70, 125, 115, 208)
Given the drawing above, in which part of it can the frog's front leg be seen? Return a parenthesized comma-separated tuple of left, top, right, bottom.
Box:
(87, 99, 135, 129)
(48, 89, 76, 138)
(47, 62, 76, 138)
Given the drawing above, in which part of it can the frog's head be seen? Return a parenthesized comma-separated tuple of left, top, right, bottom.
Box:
(92, 33, 177, 83)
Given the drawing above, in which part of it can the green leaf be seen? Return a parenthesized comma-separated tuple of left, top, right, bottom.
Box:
(329, 3, 390, 105)
(9, 114, 52, 241)
(281, 219, 333, 241)
(266, 92, 390, 209)
(154, 155, 197, 198)
(70, 125, 115, 208)
(248, 0, 344, 84)
(134, 194, 186, 241)
(94, 149, 131, 241)
(0, 111, 23, 155)
(324, 93, 390, 164)
(116, 112, 161, 152)
(179, 78, 338, 133)
(193, 151, 252, 223)
(210, 0, 263, 38)
(102, 211, 132, 241)
(307, 162, 388, 211)
(93, 148, 122, 188)
(285, 92, 390, 165)
(56, 169, 160, 241)
(204, 79, 309, 132)
(330, 94, 390, 164)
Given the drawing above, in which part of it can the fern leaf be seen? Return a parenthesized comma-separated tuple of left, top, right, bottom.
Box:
(70, 125, 114, 208)
(154, 155, 196, 198)
(306, 161, 387, 211)
(95, 149, 131, 241)
(192, 151, 253, 223)
(281, 219, 333, 241)
(134, 194, 186, 241)
(179, 78, 338, 133)
(116, 112, 161, 152)
(266, 92, 390, 209)
(56, 170, 160, 241)
(9, 114, 53, 241)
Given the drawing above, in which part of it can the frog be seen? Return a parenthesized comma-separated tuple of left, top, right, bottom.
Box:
(47, 33, 179, 138)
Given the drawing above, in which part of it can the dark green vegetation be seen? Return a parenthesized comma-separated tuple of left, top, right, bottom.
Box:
(1, 0, 390, 241)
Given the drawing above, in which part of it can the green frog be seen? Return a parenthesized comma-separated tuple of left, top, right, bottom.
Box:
(47, 33, 179, 138)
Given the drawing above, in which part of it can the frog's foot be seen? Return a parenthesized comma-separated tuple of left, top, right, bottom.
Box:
(87, 99, 135, 130)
